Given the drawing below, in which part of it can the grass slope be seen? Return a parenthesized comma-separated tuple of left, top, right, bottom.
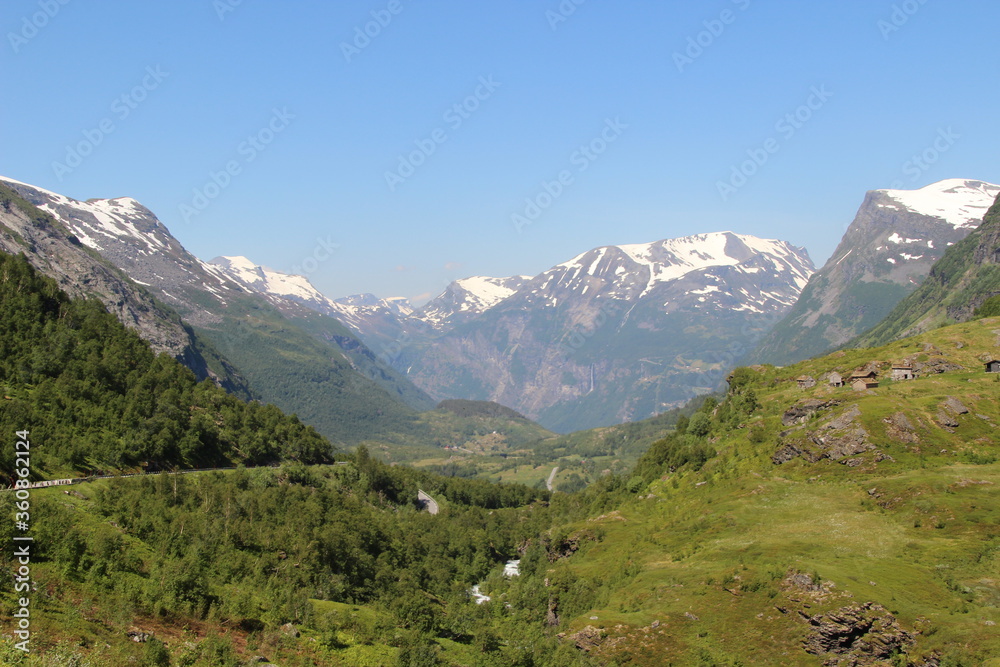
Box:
(481, 317, 1000, 665)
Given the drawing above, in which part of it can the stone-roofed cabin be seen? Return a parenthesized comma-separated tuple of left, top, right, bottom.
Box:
(796, 375, 816, 389)
(851, 378, 879, 391)
(891, 365, 915, 381)
(828, 372, 844, 387)
(849, 370, 878, 391)
(986, 359, 1000, 373)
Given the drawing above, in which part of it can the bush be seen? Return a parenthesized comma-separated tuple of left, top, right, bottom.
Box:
(688, 413, 712, 438)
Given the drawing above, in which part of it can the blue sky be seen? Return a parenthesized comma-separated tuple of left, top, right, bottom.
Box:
(3, 0, 999, 303)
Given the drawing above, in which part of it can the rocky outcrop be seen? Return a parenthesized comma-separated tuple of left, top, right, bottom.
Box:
(566, 625, 605, 651)
(774, 405, 875, 464)
(782, 399, 840, 426)
(941, 396, 969, 415)
(802, 602, 914, 665)
(913, 357, 964, 375)
(883, 412, 919, 444)
(937, 396, 970, 430)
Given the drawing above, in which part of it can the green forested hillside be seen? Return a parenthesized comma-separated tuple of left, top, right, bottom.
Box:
(6, 234, 1000, 664)
(0, 251, 331, 477)
(9, 318, 1000, 665)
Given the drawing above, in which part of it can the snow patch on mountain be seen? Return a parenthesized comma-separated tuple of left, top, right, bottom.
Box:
(453, 276, 526, 311)
(417, 275, 532, 327)
(210, 256, 333, 304)
(878, 179, 1000, 228)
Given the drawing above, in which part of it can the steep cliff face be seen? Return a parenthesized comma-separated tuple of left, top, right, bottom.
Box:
(852, 189, 1000, 346)
(0, 181, 251, 396)
(747, 179, 1000, 366)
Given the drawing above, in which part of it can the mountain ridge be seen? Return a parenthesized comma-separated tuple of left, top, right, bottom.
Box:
(746, 178, 1000, 366)
(398, 230, 814, 431)
(0, 176, 436, 445)
(851, 187, 1000, 347)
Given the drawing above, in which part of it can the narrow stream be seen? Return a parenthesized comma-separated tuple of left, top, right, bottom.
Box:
(470, 559, 520, 604)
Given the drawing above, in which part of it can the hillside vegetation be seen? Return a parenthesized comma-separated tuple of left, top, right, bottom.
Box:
(0, 457, 557, 667)
(471, 317, 1000, 665)
(0, 252, 331, 477)
(8, 314, 1000, 664)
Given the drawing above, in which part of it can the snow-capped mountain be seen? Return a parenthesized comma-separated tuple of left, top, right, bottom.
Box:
(210, 255, 335, 311)
(878, 179, 1000, 229)
(512, 232, 811, 311)
(748, 178, 1000, 366)
(0, 176, 251, 324)
(0, 176, 251, 395)
(207, 256, 432, 368)
(0, 176, 435, 444)
(392, 231, 814, 432)
(418, 275, 533, 328)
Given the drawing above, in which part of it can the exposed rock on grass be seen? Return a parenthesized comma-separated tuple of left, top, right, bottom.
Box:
(782, 399, 840, 426)
(883, 412, 919, 444)
(774, 405, 874, 464)
(802, 602, 914, 665)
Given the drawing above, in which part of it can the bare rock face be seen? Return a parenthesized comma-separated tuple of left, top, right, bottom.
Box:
(914, 357, 964, 375)
(566, 625, 606, 651)
(802, 602, 914, 665)
(782, 399, 840, 426)
(0, 182, 250, 396)
(774, 405, 874, 464)
(883, 412, 919, 444)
